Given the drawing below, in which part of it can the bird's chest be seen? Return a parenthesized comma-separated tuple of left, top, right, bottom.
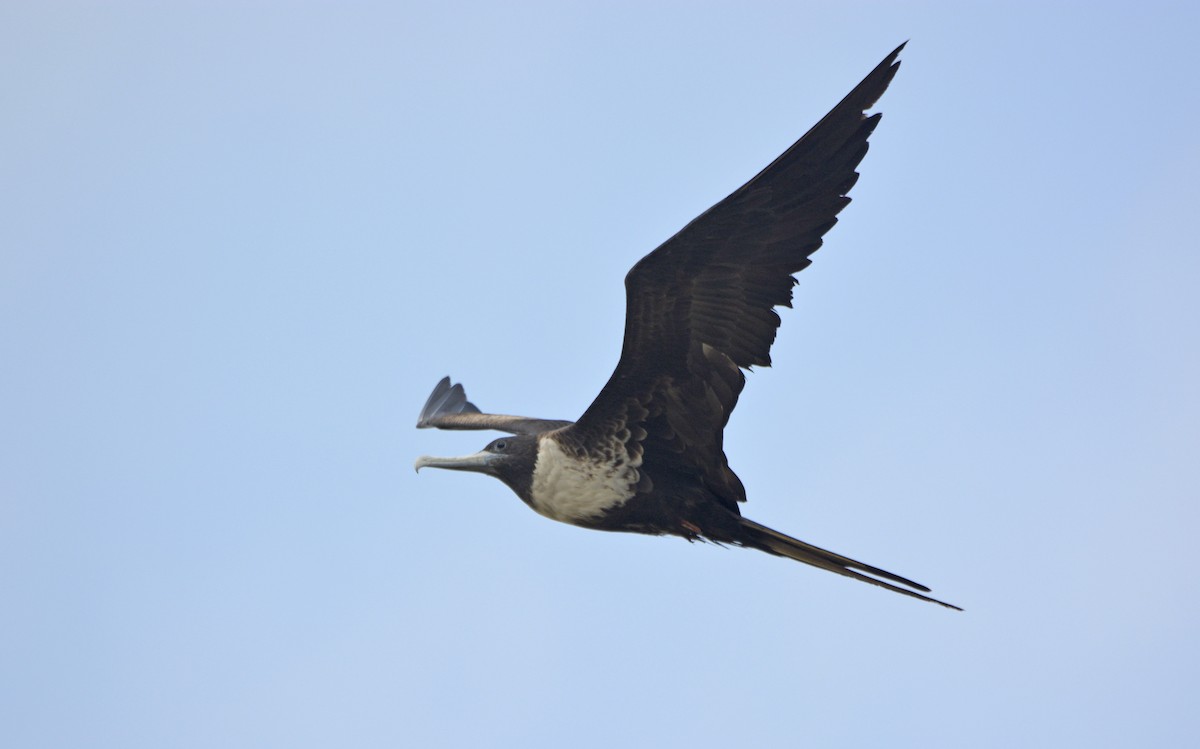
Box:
(529, 437, 639, 524)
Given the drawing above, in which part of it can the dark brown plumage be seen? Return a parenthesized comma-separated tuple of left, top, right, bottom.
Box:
(416, 44, 960, 610)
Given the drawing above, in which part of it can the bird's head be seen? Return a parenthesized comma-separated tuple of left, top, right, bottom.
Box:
(414, 434, 539, 500)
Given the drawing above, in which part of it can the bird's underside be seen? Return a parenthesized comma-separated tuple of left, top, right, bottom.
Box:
(414, 44, 960, 611)
(416, 377, 961, 611)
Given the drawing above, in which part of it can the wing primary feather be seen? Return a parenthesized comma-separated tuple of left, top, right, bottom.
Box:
(416, 377, 570, 434)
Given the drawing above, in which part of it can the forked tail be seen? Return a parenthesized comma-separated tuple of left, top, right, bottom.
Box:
(739, 518, 962, 610)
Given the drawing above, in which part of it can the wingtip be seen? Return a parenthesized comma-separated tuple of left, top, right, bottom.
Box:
(883, 41, 907, 71)
(416, 376, 455, 427)
(416, 375, 484, 428)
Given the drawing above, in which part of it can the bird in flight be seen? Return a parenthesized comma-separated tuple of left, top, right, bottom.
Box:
(415, 43, 959, 610)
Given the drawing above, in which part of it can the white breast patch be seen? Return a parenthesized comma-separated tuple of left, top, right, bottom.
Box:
(529, 436, 640, 524)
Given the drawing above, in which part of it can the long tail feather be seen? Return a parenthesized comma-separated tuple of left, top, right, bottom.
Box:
(739, 518, 962, 611)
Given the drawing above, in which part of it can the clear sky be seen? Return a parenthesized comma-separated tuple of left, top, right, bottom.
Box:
(3, 2, 1198, 747)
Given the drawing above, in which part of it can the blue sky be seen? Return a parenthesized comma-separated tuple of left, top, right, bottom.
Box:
(3, 2, 1198, 747)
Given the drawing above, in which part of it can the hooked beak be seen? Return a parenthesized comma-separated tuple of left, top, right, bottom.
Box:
(413, 450, 499, 474)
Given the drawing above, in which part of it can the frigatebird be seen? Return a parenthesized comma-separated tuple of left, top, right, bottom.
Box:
(415, 43, 959, 610)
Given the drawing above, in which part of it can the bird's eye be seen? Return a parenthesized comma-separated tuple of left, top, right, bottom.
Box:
(493, 441, 507, 451)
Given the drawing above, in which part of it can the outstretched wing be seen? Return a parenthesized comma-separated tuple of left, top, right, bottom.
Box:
(416, 377, 573, 435)
(568, 44, 906, 504)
